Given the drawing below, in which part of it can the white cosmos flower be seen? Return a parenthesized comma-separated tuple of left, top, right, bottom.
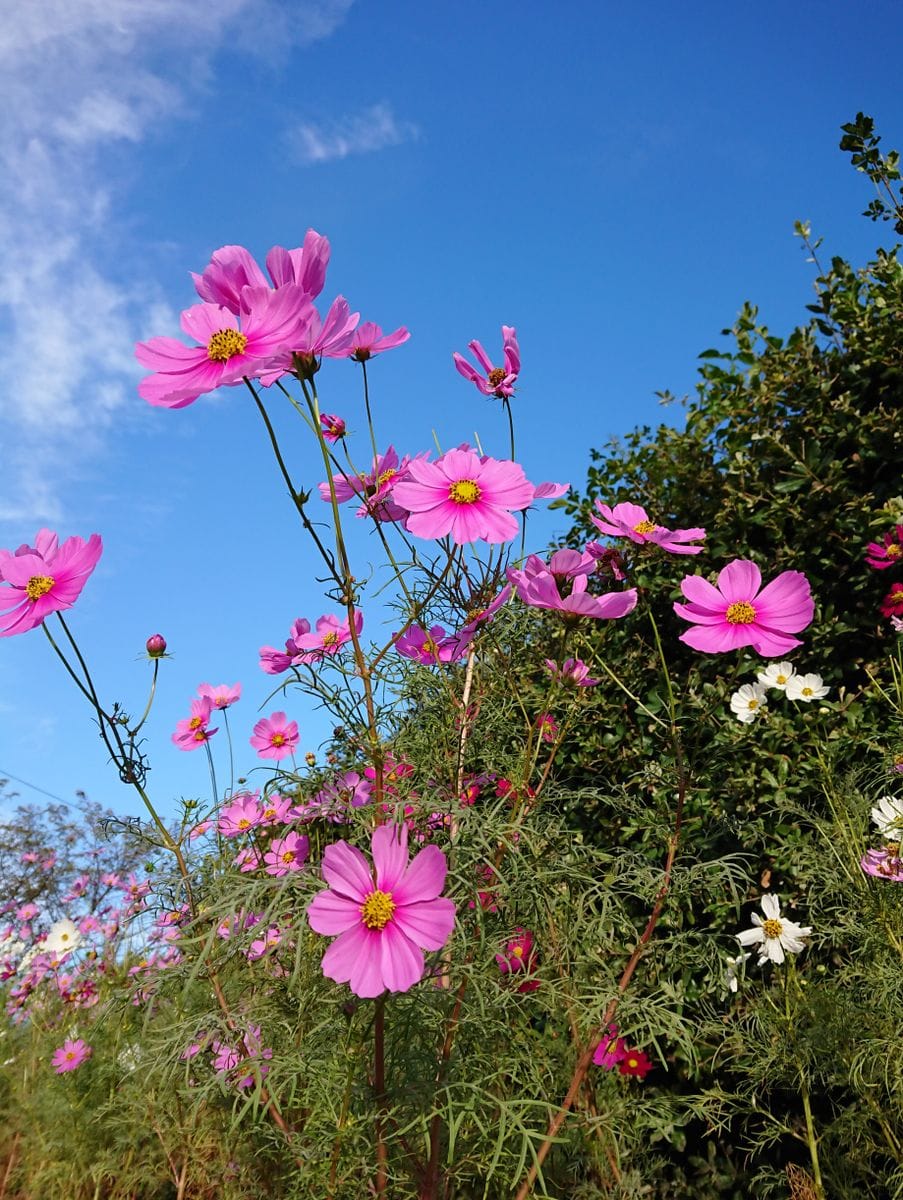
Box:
(725, 952, 750, 993)
(730, 683, 768, 724)
(871, 795, 903, 839)
(756, 661, 796, 691)
(736, 894, 812, 966)
(43, 918, 81, 956)
(785, 673, 829, 702)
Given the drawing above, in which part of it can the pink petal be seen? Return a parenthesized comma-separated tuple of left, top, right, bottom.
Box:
(320, 840, 373, 901)
(372, 824, 409, 892)
(393, 897, 456, 951)
(307, 890, 362, 936)
(379, 922, 424, 992)
(678, 574, 726, 611)
(393, 844, 447, 906)
(716, 560, 762, 604)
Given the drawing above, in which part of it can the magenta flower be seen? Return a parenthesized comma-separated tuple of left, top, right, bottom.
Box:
(395, 623, 472, 664)
(263, 231, 331, 298)
(247, 926, 282, 960)
(197, 681, 242, 709)
(250, 712, 299, 761)
(0, 529, 102, 638)
(191, 232, 330, 312)
(535, 713, 558, 744)
(264, 831, 310, 877)
(294, 610, 363, 659)
(674, 560, 814, 657)
(543, 657, 599, 687)
(393, 447, 536, 545)
(307, 823, 456, 998)
(350, 321, 410, 362)
(507, 552, 638, 621)
(297, 771, 374, 822)
(460, 585, 512, 636)
(320, 413, 347, 443)
(880, 583, 903, 619)
(145, 633, 167, 658)
(259, 793, 294, 825)
(52, 1038, 91, 1073)
(861, 846, 903, 882)
(865, 526, 903, 570)
(591, 501, 705, 555)
(453, 325, 520, 398)
(495, 928, 540, 992)
(593, 1024, 628, 1070)
(585, 541, 627, 580)
(259, 617, 313, 674)
(319, 445, 417, 523)
(259, 295, 359, 384)
(217, 792, 263, 837)
(136, 285, 309, 408)
(172, 697, 218, 751)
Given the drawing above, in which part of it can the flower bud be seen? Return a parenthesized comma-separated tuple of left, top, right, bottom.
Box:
(304, 751, 316, 767)
(146, 633, 167, 658)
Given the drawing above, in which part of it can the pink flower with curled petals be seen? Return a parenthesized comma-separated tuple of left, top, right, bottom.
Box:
(544, 657, 599, 687)
(453, 325, 520, 398)
(591, 501, 706, 555)
(217, 792, 263, 837)
(861, 846, 903, 882)
(395, 623, 472, 664)
(393, 448, 536, 545)
(319, 445, 418, 523)
(191, 232, 330, 312)
(136, 285, 311, 408)
(259, 617, 312, 674)
(259, 295, 359, 384)
(264, 831, 310, 877)
(196, 681, 241, 709)
(294, 610, 363, 659)
(495, 928, 540, 992)
(350, 321, 410, 361)
(307, 823, 456, 998)
(264, 231, 331, 298)
(172, 697, 218, 750)
(320, 413, 346, 442)
(865, 526, 903, 570)
(593, 1025, 628, 1070)
(250, 712, 299, 761)
(674, 560, 814, 657)
(0, 529, 102, 638)
(507, 552, 637, 621)
(52, 1038, 91, 1073)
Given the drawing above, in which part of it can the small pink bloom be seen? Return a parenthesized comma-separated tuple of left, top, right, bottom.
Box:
(234, 847, 262, 873)
(172, 697, 218, 751)
(320, 413, 346, 442)
(250, 712, 299, 761)
(619, 1048, 653, 1079)
(495, 928, 539, 992)
(52, 1038, 91, 1073)
(535, 713, 558, 744)
(861, 846, 903, 882)
(294, 611, 363, 659)
(585, 542, 627, 580)
(674, 560, 814, 657)
(259, 295, 360, 384)
(593, 1025, 628, 1070)
(508, 552, 638, 621)
(319, 445, 416, 523)
(880, 583, 903, 620)
(259, 617, 312, 674)
(591, 501, 705, 555)
(350, 321, 410, 362)
(196, 681, 242, 709)
(307, 823, 456, 998)
(395, 623, 472, 664)
(247, 926, 282, 961)
(188, 819, 212, 840)
(218, 792, 263, 837)
(865, 526, 903, 570)
(264, 831, 310, 877)
(0, 530, 102, 638)
(258, 793, 294, 825)
(393, 447, 537, 545)
(453, 325, 520, 398)
(543, 657, 599, 687)
(460, 585, 512, 636)
(145, 633, 167, 658)
(301, 771, 373, 821)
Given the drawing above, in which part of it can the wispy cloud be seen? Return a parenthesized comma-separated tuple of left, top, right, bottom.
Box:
(289, 101, 419, 166)
(0, 0, 354, 527)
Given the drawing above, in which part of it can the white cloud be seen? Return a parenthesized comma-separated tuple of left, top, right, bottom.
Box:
(289, 101, 419, 166)
(0, 0, 354, 527)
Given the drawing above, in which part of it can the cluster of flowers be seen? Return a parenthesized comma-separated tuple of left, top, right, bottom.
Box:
(592, 1024, 653, 1080)
(861, 794, 903, 883)
(182, 1023, 273, 1091)
(729, 660, 830, 724)
(864, 523, 903, 626)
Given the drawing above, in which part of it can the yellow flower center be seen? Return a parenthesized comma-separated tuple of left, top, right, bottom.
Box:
(281, 850, 296, 864)
(206, 328, 248, 362)
(886, 841, 900, 854)
(488, 367, 506, 388)
(776, 673, 788, 685)
(725, 601, 757, 625)
(422, 637, 440, 657)
(762, 918, 783, 939)
(189, 716, 203, 730)
(747, 699, 760, 711)
(449, 479, 481, 505)
(632, 520, 657, 535)
(271, 734, 286, 747)
(26, 575, 55, 601)
(238, 818, 251, 829)
(360, 889, 396, 930)
(887, 544, 902, 558)
(512, 945, 524, 958)
(322, 631, 339, 646)
(378, 469, 396, 487)
(801, 686, 813, 697)
(193, 730, 207, 741)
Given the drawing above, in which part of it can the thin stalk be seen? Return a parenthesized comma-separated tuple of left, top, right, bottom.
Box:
(129, 658, 159, 735)
(374, 996, 388, 1199)
(800, 1080, 826, 1200)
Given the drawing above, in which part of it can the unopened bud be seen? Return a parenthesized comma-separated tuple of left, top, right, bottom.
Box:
(146, 634, 167, 658)
(304, 751, 316, 767)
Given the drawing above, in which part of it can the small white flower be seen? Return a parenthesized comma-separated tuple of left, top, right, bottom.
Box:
(785, 673, 829, 702)
(43, 918, 81, 956)
(871, 795, 903, 839)
(736, 893, 812, 966)
(757, 661, 796, 691)
(725, 951, 750, 993)
(730, 683, 768, 724)
(892, 616, 903, 633)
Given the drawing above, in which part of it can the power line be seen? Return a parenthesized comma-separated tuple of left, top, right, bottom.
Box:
(0, 765, 75, 807)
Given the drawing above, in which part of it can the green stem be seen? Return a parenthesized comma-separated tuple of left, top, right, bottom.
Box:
(800, 1079, 826, 1200)
(130, 658, 160, 735)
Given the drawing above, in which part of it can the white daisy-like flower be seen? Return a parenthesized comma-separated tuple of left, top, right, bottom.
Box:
(736, 894, 812, 966)
(785, 673, 829, 702)
(725, 951, 750, 993)
(729, 683, 768, 724)
(756, 661, 796, 691)
(43, 918, 81, 956)
(871, 794, 903, 839)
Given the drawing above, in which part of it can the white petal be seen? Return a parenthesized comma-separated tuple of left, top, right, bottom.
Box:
(760, 894, 780, 920)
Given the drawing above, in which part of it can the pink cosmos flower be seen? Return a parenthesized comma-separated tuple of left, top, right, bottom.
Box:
(535, 713, 558, 744)
(264, 831, 310, 876)
(618, 1049, 653, 1079)
(861, 846, 903, 882)
(191, 232, 331, 312)
(294, 610, 363, 658)
(591, 501, 706, 555)
(145, 633, 167, 658)
(495, 928, 540, 993)
(393, 447, 536, 544)
(674, 560, 814, 657)
(259, 295, 360, 384)
(319, 445, 420, 523)
(880, 584, 903, 620)
(250, 712, 299, 761)
(52, 1038, 91, 1073)
(544, 657, 599, 687)
(259, 617, 312, 674)
(0, 530, 103, 638)
(234, 847, 262, 873)
(136, 285, 310, 408)
(295, 771, 374, 822)
(247, 926, 282, 961)
(307, 823, 456, 998)
(320, 413, 347, 442)
(395, 623, 472, 664)
(218, 792, 263, 837)
(196, 682, 241, 709)
(172, 697, 218, 751)
(507, 552, 638, 621)
(585, 541, 627, 580)
(258, 793, 294, 825)
(453, 325, 520, 398)
(593, 1024, 628, 1070)
(865, 526, 903, 570)
(350, 321, 410, 362)
(262, 232, 331, 298)
(460, 585, 512, 637)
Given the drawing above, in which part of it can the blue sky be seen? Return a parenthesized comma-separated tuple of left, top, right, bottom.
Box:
(1, 0, 902, 821)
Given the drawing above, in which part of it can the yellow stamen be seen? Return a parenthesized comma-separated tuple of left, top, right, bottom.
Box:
(449, 479, 481, 505)
(322, 631, 339, 647)
(512, 945, 524, 958)
(488, 367, 506, 388)
(206, 328, 248, 362)
(271, 734, 286, 747)
(726, 600, 756, 625)
(762, 918, 783, 939)
(360, 889, 395, 930)
(189, 716, 203, 730)
(632, 520, 657, 535)
(26, 575, 54, 601)
(422, 637, 440, 657)
(887, 544, 902, 558)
